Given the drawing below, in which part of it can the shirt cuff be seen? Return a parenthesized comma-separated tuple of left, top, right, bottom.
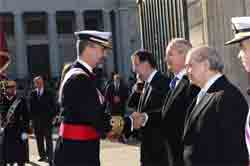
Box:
(142, 113, 148, 127)
(129, 116, 134, 132)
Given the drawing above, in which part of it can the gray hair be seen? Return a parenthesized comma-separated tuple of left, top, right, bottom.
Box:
(166, 38, 192, 57)
(189, 46, 224, 72)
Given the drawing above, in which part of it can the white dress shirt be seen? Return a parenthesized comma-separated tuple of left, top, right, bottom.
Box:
(36, 88, 44, 97)
(77, 58, 93, 73)
(174, 69, 187, 88)
(196, 73, 222, 105)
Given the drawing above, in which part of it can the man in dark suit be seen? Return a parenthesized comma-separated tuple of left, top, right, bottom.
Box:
(183, 46, 248, 166)
(161, 38, 199, 166)
(120, 49, 171, 166)
(104, 73, 128, 116)
(30, 76, 56, 165)
(54, 31, 112, 166)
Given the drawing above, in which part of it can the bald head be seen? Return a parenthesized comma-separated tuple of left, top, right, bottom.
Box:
(187, 46, 224, 73)
(185, 46, 224, 87)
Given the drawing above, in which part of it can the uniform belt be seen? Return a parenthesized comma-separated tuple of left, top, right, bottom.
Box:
(59, 123, 100, 141)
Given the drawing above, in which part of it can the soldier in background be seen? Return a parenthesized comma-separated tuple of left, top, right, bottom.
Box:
(1, 80, 30, 166)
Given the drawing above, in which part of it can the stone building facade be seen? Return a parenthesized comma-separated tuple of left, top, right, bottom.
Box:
(0, 0, 141, 85)
(1, 0, 250, 99)
(188, 0, 250, 100)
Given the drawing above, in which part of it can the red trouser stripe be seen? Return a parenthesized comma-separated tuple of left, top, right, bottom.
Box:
(59, 123, 100, 141)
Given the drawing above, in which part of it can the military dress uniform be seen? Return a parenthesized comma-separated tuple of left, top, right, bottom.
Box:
(1, 95, 30, 166)
(225, 17, 250, 164)
(54, 31, 112, 166)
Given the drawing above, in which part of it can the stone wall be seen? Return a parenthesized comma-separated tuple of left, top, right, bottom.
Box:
(187, 0, 205, 46)
(188, 0, 250, 100)
(0, 0, 141, 82)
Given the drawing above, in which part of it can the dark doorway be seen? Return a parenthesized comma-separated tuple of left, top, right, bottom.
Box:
(27, 44, 50, 79)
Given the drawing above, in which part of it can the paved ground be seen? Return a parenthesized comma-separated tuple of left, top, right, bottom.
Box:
(26, 136, 140, 166)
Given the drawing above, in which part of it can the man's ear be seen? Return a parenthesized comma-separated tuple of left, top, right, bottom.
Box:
(204, 60, 210, 71)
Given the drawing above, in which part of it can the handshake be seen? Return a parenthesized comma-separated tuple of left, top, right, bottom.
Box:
(107, 112, 147, 141)
(130, 112, 147, 130)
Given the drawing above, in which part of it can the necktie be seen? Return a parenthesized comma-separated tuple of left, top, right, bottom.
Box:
(142, 82, 150, 105)
(196, 90, 206, 105)
(169, 77, 179, 90)
(37, 90, 41, 99)
(138, 82, 150, 112)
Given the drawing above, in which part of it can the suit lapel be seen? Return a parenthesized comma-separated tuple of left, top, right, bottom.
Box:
(143, 85, 152, 108)
(207, 75, 227, 93)
(162, 77, 188, 117)
(141, 72, 160, 110)
(138, 82, 150, 112)
(183, 93, 215, 138)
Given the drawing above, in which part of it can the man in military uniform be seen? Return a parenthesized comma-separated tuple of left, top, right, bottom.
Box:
(54, 30, 112, 166)
(225, 16, 250, 163)
(1, 80, 30, 166)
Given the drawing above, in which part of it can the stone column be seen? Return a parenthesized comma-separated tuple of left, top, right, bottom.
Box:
(201, 0, 249, 100)
(14, 11, 28, 79)
(48, 11, 60, 78)
(76, 10, 84, 31)
(117, 8, 131, 80)
(103, 9, 115, 77)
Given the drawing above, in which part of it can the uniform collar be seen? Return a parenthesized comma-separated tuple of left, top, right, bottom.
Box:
(77, 58, 93, 73)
